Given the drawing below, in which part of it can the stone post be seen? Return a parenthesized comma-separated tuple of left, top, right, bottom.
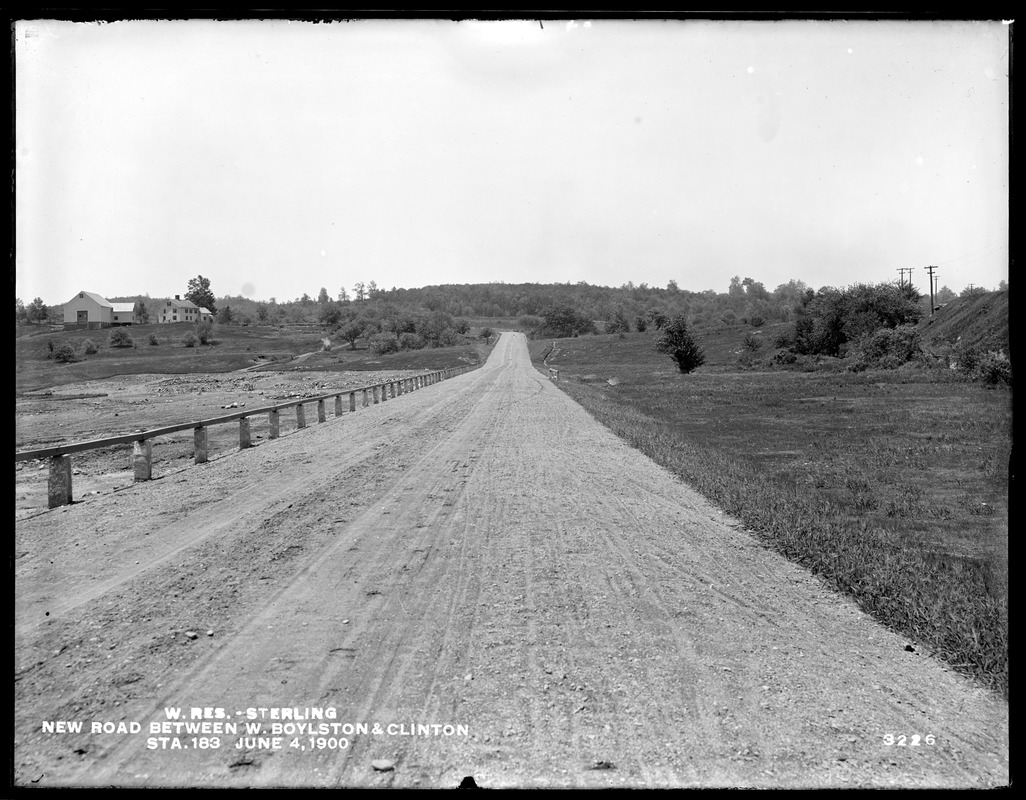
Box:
(317, 399, 327, 423)
(335, 395, 343, 416)
(269, 409, 280, 439)
(350, 392, 357, 412)
(133, 439, 152, 481)
(194, 426, 208, 463)
(239, 417, 252, 448)
(47, 454, 72, 508)
(296, 404, 307, 429)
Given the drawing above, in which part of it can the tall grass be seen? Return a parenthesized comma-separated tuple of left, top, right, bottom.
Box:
(535, 334, 1009, 697)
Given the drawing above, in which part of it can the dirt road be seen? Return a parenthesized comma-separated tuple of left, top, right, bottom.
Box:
(13, 332, 1008, 788)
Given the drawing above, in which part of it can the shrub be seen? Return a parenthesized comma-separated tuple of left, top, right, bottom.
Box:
(438, 328, 461, 347)
(109, 329, 133, 348)
(749, 314, 765, 328)
(955, 346, 1012, 386)
(181, 332, 199, 348)
(655, 315, 705, 374)
(369, 332, 400, 355)
(53, 343, 78, 362)
(196, 320, 215, 345)
(741, 331, 764, 352)
(398, 332, 426, 350)
(848, 325, 925, 372)
(769, 348, 798, 366)
(81, 339, 98, 355)
(148, 333, 160, 346)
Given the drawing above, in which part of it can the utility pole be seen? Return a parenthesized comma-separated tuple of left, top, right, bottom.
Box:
(896, 267, 914, 289)
(924, 265, 938, 316)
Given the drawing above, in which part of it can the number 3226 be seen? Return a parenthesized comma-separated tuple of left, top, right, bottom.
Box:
(884, 734, 935, 746)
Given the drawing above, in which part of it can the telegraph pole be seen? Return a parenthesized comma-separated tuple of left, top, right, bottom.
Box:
(896, 267, 914, 289)
(924, 265, 938, 316)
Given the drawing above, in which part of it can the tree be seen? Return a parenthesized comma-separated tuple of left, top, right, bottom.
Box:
(28, 297, 49, 323)
(317, 287, 330, 304)
(354, 281, 366, 302)
(656, 315, 706, 374)
(133, 300, 150, 324)
(338, 286, 349, 303)
(256, 302, 269, 322)
(338, 318, 366, 350)
(186, 276, 217, 315)
(216, 304, 234, 324)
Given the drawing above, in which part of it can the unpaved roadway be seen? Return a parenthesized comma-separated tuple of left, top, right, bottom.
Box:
(13, 331, 1008, 788)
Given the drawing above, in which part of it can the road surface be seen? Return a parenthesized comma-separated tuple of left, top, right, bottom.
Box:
(13, 332, 1009, 788)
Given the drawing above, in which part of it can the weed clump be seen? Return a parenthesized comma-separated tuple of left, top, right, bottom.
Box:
(81, 339, 98, 355)
(181, 332, 199, 348)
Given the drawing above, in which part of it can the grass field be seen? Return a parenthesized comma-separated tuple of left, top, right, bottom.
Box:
(15, 322, 492, 394)
(530, 331, 1010, 697)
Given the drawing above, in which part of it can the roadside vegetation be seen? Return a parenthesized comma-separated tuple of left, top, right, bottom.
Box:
(530, 307, 1009, 697)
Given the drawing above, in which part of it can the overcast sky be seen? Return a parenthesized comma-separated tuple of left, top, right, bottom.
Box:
(14, 17, 1009, 306)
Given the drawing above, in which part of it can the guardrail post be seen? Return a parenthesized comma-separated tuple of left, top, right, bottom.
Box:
(350, 392, 357, 412)
(133, 439, 152, 481)
(48, 454, 72, 508)
(269, 409, 280, 439)
(317, 399, 327, 423)
(334, 395, 343, 416)
(381, 384, 388, 402)
(397, 380, 404, 396)
(195, 426, 208, 463)
(373, 386, 380, 404)
(239, 416, 252, 448)
(297, 403, 307, 429)
(362, 389, 369, 407)
(389, 382, 396, 399)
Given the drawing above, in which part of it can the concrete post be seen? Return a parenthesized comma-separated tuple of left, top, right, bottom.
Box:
(239, 417, 252, 448)
(381, 384, 388, 402)
(194, 426, 208, 463)
(269, 409, 280, 439)
(297, 404, 307, 429)
(47, 454, 72, 508)
(133, 440, 152, 482)
(350, 392, 357, 412)
(362, 389, 369, 407)
(335, 395, 343, 416)
(317, 399, 327, 423)
(373, 386, 380, 404)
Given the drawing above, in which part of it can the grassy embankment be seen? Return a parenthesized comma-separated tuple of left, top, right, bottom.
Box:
(16, 322, 492, 394)
(530, 331, 1009, 698)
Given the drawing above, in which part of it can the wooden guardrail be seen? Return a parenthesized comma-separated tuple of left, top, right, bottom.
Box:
(16, 365, 476, 510)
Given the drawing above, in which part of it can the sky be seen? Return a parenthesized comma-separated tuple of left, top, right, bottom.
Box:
(14, 17, 1010, 306)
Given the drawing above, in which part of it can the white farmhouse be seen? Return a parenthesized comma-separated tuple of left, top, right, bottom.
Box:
(158, 295, 211, 323)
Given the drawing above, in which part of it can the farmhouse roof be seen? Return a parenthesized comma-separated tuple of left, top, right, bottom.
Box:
(110, 302, 136, 313)
(198, 307, 212, 315)
(169, 297, 199, 309)
(69, 291, 113, 308)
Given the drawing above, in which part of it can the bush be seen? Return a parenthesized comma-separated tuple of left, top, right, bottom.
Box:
(109, 329, 133, 348)
(196, 321, 215, 345)
(81, 339, 98, 355)
(955, 346, 1011, 386)
(655, 315, 705, 374)
(749, 315, 765, 328)
(148, 333, 160, 346)
(438, 327, 461, 347)
(398, 332, 426, 350)
(848, 325, 925, 372)
(181, 332, 199, 348)
(53, 343, 78, 363)
(741, 331, 764, 352)
(369, 332, 400, 355)
(769, 348, 798, 366)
